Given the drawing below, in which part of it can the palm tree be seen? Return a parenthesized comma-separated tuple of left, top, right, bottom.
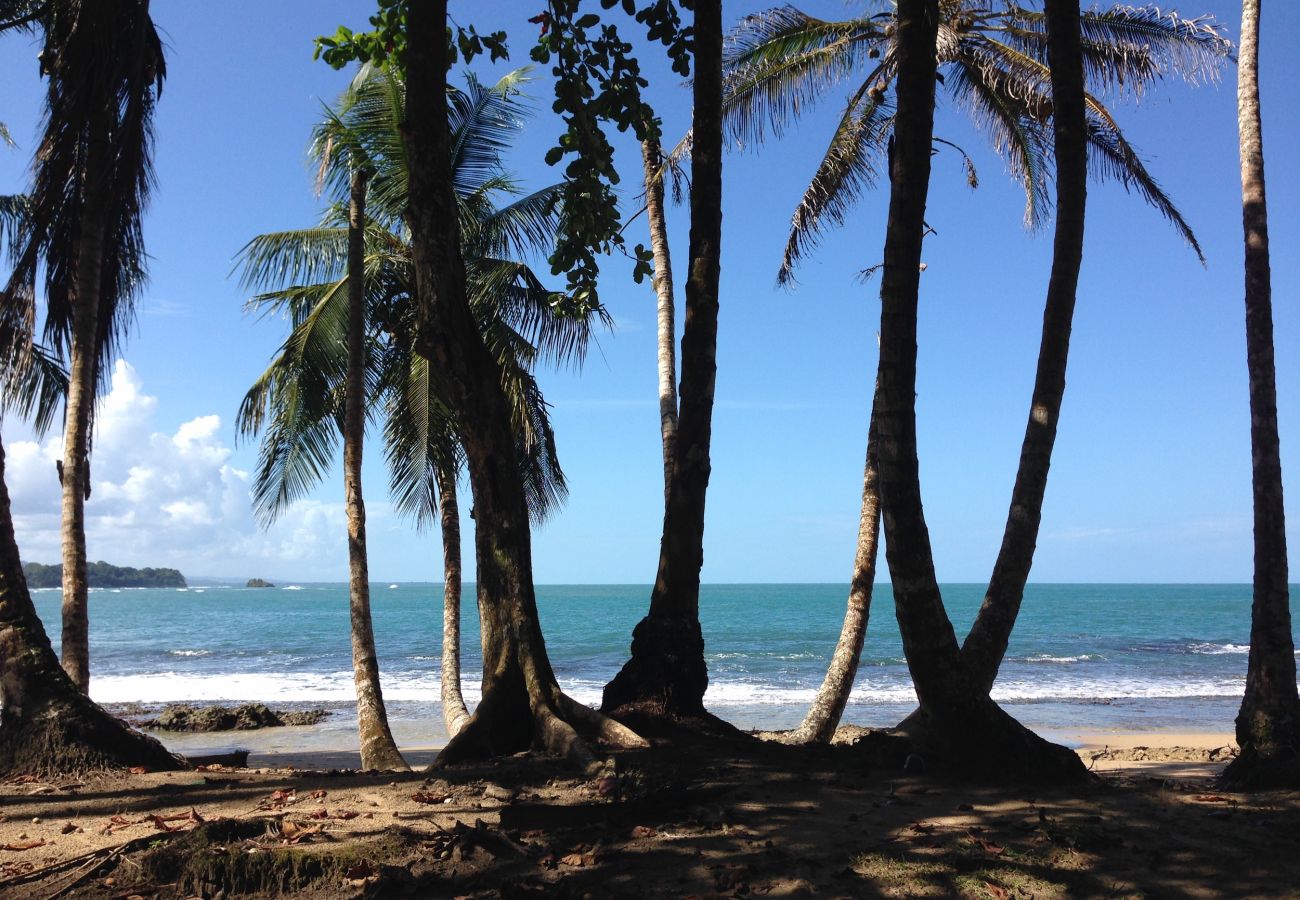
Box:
(1222, 0, 1300, 789)
(1, 0, 167, 694)
(602, 0, 726, 721)
(237, 66, 598, 762)
(0, 10, 176, 775)
(639, 136, 679, 501)
(724, 1, 1230, 733)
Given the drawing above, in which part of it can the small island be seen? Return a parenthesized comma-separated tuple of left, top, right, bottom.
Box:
(246, 578, 275, 588)
(22, 560, 187, 589)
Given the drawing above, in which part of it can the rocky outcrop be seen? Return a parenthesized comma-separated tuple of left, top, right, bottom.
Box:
(245, 578, 275, 588)
(143, 704, 328, 732)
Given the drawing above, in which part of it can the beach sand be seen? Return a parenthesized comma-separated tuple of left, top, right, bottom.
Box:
(1, 727, 1290, 899)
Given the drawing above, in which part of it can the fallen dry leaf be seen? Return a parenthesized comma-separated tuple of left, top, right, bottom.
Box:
(344, 860, 376, 881)
(630, 825, 657, 838)
(411, 791, 448, 805)
(986, 883, 1009, 900)
(2, 839, 47, 851)
(559, 852, 587, 868)
(309, 789, 328, 799)
(128, 767, 147, 775)
(1193, 795, 1237, 804)
(278, 820, 326, 844)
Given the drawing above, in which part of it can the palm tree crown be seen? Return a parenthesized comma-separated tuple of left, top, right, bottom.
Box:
(721, 1, 1232, 282)
(236, 65, 605, 529)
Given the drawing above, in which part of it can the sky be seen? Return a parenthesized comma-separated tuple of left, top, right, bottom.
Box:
(0, 1, 1297, 585)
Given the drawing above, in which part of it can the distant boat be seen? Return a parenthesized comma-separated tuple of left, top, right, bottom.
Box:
(388, 584, 399, 589)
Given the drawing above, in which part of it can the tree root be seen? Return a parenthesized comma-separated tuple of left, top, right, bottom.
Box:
(435, 689, 646, 771)
(1221, 746, 1300, 790)
(0, 698, 183, 778)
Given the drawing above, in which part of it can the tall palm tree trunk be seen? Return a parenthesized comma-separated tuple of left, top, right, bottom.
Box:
(873, 0, 1084, 781)
(437, 459, 470, 737)
(1223, 0, 1300, 789)
(642, 136, 678, 501)
(958, 0, 1090, 696)
(406, 0, 644, 767)
(602, 0, 723, 719)
(0, 435, 180, 775)
(787, 414, 879, 744)
(343, 167, 407, 772)
(59, 141, 110, 695)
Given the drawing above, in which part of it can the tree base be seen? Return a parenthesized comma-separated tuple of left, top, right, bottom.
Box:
(602, 614, 708, 717)
(0, 695, 183, 777)
(435, 683, 646, 771)
(1221, 746, 1300, 789)
(894, 701, 1088, 784)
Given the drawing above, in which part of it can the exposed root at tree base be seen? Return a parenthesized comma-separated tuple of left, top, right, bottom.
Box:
(435, 689, 646, 771)
(892, 703, 1090, 784)
(1221, 746, 1300, 789)
(0, 702, 183, 778)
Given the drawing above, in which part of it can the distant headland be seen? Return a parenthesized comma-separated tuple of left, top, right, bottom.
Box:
(22, 561, 187, 589)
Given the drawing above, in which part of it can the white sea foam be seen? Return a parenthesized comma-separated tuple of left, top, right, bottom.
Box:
(86, 669, 1251, 706)
(166, 649, 212, 658)
(283, 586, 303, 591)
(1018, 653, 1104, 664)
(389, 584, 399, 589)
(1188, 642, 1250, 655)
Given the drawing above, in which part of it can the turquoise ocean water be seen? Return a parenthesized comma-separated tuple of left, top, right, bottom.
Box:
(30, 583, 1287, 753)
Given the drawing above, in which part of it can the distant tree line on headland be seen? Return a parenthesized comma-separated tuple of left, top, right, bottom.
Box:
(22, 561, 187, 590)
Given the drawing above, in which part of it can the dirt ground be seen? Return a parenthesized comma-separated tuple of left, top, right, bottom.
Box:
(0, 728, 1294, 899)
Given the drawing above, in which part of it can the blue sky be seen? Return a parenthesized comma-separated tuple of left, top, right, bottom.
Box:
(1, 1, 1296, 584)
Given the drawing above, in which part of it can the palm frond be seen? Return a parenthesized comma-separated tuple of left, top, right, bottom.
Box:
(235, 227, 349, 297)
(722, 5, 888, 148)
(1, 341, 66, 437)
(467, 183, 563, 261)
(1086, 111, 1203, 262)
(778, 84, 892, 285)
(380, 346, 460, 529)
(469, 257, 610, 367)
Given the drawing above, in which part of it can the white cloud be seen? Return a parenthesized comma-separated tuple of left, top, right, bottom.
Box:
(5, 360, 347, 579)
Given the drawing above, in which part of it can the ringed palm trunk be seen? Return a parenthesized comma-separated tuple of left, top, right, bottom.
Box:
(872, 0, 1084, 781)
(59, 142, 111, 695)
(602, 0, 723, 718)
(437, 459, 471, 737)
(957, 1, 1090, 695)
(406, 0, 644, 767)
(343, 167, 407, 772)
(787, 414, 879, 744)
(0, 436, 181, 776)
(642, 136, 678, 500)
(1223, 0, 1300, 789)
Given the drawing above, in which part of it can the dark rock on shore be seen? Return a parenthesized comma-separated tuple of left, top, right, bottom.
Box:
(246, 578, 275, 588)
(143, 703, 328, 732)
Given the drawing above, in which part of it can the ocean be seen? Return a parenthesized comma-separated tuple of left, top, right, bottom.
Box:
(30, 583, 1277, 756)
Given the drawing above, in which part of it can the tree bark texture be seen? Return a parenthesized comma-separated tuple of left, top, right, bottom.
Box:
(437, 460, 471, 738)
(873, 0, 1084, 782)
(0, 436, 181, 776)
(59, 136, 109, 696)
(603, 0, 723, 718)
(405, 0, 644, 767)
(787, 415, 879, 744)
(1224, 0, 1300, 789)
(343, 167, 408, 772)
(642, 136, 679, 503)
(960, 0, 1089, 694)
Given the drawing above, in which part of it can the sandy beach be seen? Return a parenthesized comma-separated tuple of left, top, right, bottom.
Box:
(5, 726, 1289, 899)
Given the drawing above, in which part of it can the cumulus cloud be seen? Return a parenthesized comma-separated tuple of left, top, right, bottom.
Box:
(5, 360, 347, 578)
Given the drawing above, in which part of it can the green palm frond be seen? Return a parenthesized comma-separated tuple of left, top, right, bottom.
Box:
(448, 71, 529, 200)
(469, 257, 609, 368)
(235, 227, 349, 299)
(778, 84, 892, 284)
(380, 346, 460, 529)
(467, 183, 563, 261)
(0, 193, 27, 262)
(722, 6, 889, 148)
(0, 122, 13, 147)
(1, 341, 66, 438)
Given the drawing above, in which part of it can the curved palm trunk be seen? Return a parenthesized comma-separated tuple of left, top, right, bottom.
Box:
(958, 2, 1090, 696)
(59, 142, 110, 695)
(0, 436, 181, 776)
(1223, 0, 1300, 789)
(642, 136, 678, 500)
(437, 459, 471, 737)
(873, 0, 1083, 782)
(406, 0, 644, 767)
(602, 0, 723, 719)
(787, 414, 879, 744)
(343, 167, 407, 773)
